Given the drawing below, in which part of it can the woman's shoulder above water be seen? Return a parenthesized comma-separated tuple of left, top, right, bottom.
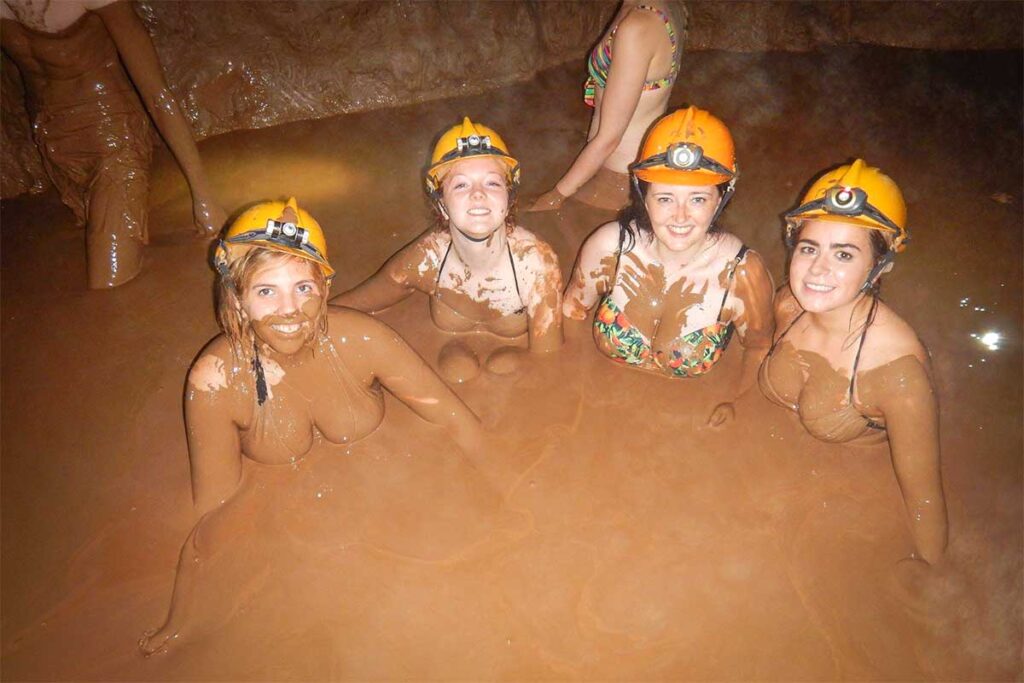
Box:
(859, 300, 930, 373)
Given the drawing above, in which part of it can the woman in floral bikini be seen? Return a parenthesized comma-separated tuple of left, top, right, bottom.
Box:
(563, 106, 775, 426)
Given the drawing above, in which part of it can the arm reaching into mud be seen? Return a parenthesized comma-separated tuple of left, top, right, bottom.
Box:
(707, 251, 775, 427)
(183, 348, 246, 518)
(563, 222, 620, 319)
(873, 356, 948, 565)
(330, 234, 434, 312)
(93, 0, 225, 235)
(527, 17, 651, 212)
(342, 309, 482, 451)
(523, 240, 565, 353)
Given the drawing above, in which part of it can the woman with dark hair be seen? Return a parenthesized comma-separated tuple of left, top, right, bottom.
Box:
(332, 117, 563, 383)
(563, 106, 774, 424)
(761, 160, 948, 564)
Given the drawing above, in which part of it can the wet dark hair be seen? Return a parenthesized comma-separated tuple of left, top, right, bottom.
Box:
(616, 179, 727, 253)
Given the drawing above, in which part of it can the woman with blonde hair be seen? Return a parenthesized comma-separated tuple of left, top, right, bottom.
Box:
(333, 117, 563, 382)
(141, 198, 481, 653)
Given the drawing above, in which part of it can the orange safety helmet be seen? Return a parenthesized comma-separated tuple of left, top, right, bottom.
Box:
(785, 159, 909, 253)
(631, 106, 737, 186)
(215, 197, 335, 282)
(425, 116, 520, 196)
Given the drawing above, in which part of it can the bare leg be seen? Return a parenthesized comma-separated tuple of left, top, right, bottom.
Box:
(140, 480, 272, 655)
(86, 157, 148, 289)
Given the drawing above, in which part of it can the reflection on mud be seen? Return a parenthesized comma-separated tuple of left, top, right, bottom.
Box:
(1, 48, 1021, 680)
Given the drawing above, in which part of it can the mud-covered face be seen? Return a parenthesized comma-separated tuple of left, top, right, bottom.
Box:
(440, 157, 510, 241)
(645, 182, 722, 257)
(790, 219, 875, 313)
(241, 256, 323, 355)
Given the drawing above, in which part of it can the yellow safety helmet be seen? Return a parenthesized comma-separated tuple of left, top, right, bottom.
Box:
(785, 159, 908, 253)
(425, 116, 520, 196)
(631, 106, 737, 186)
(215, 197, 335, 281)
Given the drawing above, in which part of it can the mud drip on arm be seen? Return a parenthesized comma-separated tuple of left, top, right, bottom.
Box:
(859, 355, 948, 564)
(708, 251, 775, 425)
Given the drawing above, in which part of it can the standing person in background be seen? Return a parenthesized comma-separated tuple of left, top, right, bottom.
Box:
(1, 0, 225, 288)
(528, 0, 683, 213)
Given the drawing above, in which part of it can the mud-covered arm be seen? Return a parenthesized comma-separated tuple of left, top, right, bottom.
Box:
(708, 251, 776, 426)
(524, 241, 564, 353)
(93, 0, 225, 234)
(528, 18, 650, 210)
(562, 222, 619, 320)
(183, 354, 244, 517)
(875, 358, 948, 564)
(348, 311, 481, 449)
(330, 233, 434, 312)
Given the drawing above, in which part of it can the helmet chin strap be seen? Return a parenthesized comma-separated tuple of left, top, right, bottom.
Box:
(709, 180, 736, 229)
(861, 249, 895, 293)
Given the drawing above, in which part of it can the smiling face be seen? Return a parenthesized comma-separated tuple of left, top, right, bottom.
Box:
(789, 219, 876, 313)
(440, 156, 510, 241)
(645, 182, 722, 258)
(240, 254, 324, 356)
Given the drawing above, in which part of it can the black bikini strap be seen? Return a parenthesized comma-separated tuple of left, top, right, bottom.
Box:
(506, 241, 524, 306)
(715, 244, 749, 324)
(848, 295, 880, 401)
(435, 240, 453, 294)
(768, 308, 805, 357)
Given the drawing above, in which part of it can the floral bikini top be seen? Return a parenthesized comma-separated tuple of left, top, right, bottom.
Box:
(584, 5, 680, 107)
(592, 237, 748, 378)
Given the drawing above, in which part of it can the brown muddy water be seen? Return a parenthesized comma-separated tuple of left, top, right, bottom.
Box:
(2, 48, 1021, 680)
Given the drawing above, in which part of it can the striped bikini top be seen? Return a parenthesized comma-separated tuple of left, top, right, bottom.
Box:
(584, 5, 680, 107)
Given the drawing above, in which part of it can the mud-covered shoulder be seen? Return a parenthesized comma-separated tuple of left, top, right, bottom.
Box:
(860, 300, 930, 371)
(510, 225, 561, 275)
(384, 227, 449, 290)
(186, 335, 248, 398)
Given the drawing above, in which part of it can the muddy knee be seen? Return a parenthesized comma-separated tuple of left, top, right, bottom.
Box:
(438, 339, 481, 384)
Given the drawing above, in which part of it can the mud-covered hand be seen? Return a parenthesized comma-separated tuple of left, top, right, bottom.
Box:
(192, 192, 227, 237)
(706, 402, 736, 428)
(526, 188, 567, 213)
(618, 254, 666, 327)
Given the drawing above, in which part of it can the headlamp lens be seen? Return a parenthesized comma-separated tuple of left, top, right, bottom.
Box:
(666, 143, 702, 170)
(825, 186, 867, 215)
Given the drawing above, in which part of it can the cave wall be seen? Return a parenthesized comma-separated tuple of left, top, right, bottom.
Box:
(2, 0, 1020, 200)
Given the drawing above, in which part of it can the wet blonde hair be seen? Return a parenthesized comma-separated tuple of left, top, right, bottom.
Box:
(216, 248, 329, 362)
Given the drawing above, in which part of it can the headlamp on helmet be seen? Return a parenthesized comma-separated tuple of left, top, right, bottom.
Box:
(263, 218, 310, 249)
(787, 186, 903, 236)
(631, 142, 735, 180)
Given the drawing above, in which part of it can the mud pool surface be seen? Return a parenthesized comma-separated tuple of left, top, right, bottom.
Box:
(2, 48, 1021, 680)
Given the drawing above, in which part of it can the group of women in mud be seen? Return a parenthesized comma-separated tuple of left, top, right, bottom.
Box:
(137, 0, 947, 655)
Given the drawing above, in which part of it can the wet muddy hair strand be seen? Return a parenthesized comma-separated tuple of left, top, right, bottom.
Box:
(215, 248, 329, 368)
